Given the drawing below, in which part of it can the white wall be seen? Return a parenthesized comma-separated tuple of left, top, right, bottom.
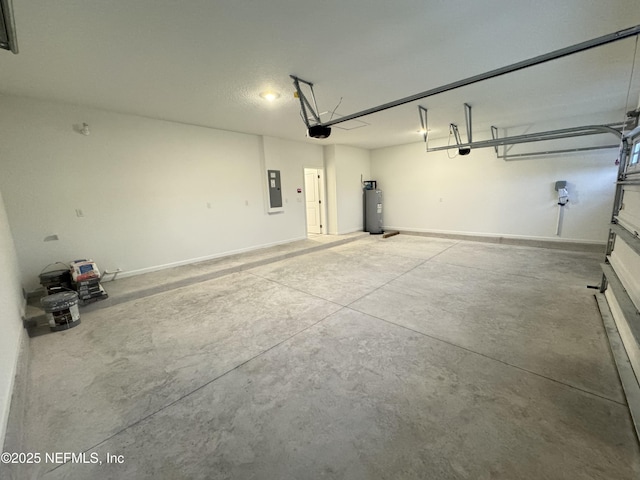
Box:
(0, 95, 323, 290)
(262, 135, 323, 217)
(324, 145, 339, 234)
(371, 141, 618, 243)
(0, 187, 25, 446)
(324, 145, 371, 234)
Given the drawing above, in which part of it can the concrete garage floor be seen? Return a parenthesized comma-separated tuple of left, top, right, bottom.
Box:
(3, 234, 639, 479)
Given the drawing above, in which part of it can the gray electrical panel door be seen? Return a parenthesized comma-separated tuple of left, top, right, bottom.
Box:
(365, 189, 383, 234)
(268, 170, 282, 208)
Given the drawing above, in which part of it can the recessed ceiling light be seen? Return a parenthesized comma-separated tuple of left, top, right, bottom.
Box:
(260, 91, 280, 101)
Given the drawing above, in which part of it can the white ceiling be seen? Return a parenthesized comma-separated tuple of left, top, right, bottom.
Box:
(1, 0, 640, 149)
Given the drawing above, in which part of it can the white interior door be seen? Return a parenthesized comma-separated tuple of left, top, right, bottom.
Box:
(305, 168, 322, 234)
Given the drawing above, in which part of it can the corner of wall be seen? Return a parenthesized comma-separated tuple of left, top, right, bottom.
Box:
(1, 329, 29, 453)
(0, 187, 27, 449)
(323, 146, 339, 234)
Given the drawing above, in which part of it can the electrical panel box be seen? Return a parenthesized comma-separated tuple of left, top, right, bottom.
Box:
(268, 170, 282, 208)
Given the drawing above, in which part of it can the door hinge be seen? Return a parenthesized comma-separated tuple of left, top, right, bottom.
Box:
(318, 200, 321, 204)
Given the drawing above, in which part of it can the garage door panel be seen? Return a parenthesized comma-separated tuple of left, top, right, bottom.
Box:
(618, 185, 640, 234)
(605, 287, 640, 386)
(610, 236, 640, 312)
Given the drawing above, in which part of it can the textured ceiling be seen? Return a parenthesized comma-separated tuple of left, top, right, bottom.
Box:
(1, 1, 640, 149)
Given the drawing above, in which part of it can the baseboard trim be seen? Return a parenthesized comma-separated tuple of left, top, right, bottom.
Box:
(393, 229, 606, 253)
(112, 236, 309, 279)
(1, 328, 30, 454)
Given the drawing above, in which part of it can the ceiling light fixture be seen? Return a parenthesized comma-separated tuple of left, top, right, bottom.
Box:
(260, 91, 280, 101)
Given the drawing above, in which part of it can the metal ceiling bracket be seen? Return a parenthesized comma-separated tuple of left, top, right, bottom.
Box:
(498, 144, 619, 160)
(449, 122, 472, 155)
(418, 104, 471, 150)
(491, 126, 499, 156)
(418, 106, 428, 146)
(464, 103, 472, 143)
(450, 124, 463, 146)
(0, 0, 19, 54)
(421, 104, 620, 159)
(290, 75, 321, 128)
(427, 124, 622, 154)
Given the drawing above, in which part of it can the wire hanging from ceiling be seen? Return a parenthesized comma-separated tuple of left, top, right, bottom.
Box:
(446, 126, 458, 159)
(329, 97, 343, 122)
